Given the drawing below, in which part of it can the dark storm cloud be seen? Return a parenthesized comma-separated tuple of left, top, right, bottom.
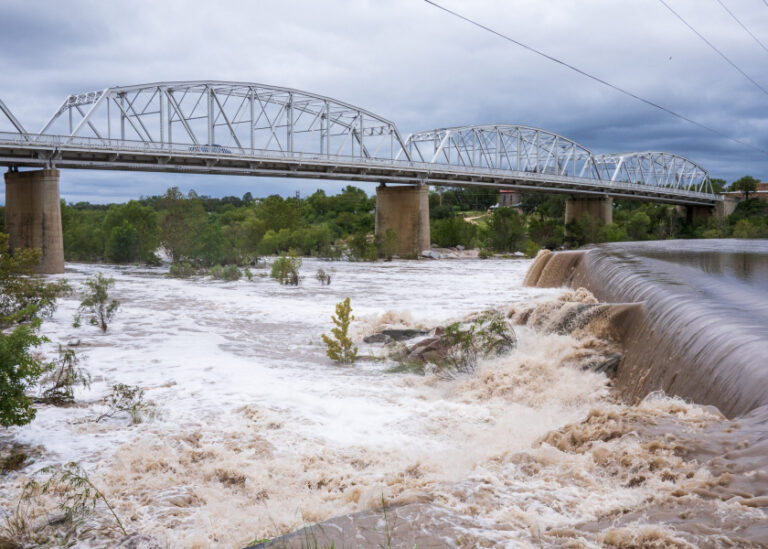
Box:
(1, 0, 767, 203)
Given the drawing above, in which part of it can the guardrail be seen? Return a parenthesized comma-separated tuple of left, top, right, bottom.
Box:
(0, 132, 721, 203)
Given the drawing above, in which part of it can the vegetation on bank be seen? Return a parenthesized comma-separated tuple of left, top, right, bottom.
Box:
(0, 174, 762, 277)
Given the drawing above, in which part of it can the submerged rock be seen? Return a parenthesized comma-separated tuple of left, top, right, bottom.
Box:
(363, 329, 428, 343)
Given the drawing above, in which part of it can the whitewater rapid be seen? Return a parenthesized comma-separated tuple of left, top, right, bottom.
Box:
(1, 257, 765, 548)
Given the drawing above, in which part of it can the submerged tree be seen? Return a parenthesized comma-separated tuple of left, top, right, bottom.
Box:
(322, 297, 358, 364)
(74, 273, 119, 333)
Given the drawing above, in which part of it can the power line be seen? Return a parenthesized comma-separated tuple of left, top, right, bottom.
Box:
(422, 0, 768, 155)
(715, 0, 768, 55)
(657, 0, 768, 97)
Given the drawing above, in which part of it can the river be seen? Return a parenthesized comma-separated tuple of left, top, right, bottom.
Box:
(1, 250, 766, 548)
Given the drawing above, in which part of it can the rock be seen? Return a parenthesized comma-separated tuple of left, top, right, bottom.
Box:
(421, 250, 441, 259)
(363, 333, 392, 344)
(456, 245, 465, 251)
(381, 329, 428, 341)
(364, 329, 427, 343)
(593, 353, 622, 375)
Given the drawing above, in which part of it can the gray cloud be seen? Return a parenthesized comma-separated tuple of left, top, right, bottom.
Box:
(1, 0, 766, 203)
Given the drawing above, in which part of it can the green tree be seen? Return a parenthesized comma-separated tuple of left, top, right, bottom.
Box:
(732, 175, 759, 200)
(75, 273, 119, 333)
(486, 207, 526, 252)
(0, 234, 68, 427)
(159, 188, 207, 263)
(105, 220, 138, 263)
(102, 200, 159, 263)
(732, 219, 757, 238)
(321, 298, 358, 364)
(627, 211, 651, 240)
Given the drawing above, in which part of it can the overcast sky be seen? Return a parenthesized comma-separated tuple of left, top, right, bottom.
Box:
(1, 0, 767, 204)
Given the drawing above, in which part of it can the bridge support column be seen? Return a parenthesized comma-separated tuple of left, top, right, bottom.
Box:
(684, 205, 714, 224)
(4, 169, 65, 274)
(375, 184, 430, 257)
(565, 196, 613, 226)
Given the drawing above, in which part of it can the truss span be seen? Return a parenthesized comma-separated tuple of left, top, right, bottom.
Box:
(403, 124, 601, 180)
(0, 82, 719, 205)
(595, 151, 712, 194)
(36, 80, 410, 161)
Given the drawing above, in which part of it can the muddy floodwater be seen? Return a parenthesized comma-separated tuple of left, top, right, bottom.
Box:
(1, 252, 767, 548)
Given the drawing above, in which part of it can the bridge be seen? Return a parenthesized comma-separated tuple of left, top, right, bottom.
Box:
(0, 80, 721, 273)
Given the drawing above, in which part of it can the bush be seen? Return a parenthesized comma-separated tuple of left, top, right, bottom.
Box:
(168, 260, 195, 278)
(74, 273, 119, 333)
(315, 268, 332, 285)
(96, 384, 154, 424)
(524, 241, 541, 258)
(40, 346, 90, 406)
(321, 298, 358, 364)
(270, 254, 302, 285)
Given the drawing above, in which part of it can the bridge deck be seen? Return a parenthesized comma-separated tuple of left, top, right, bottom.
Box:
(0, 133, 719, 206)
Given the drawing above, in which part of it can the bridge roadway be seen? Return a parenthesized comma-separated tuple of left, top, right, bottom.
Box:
(0, 81, 722, 272)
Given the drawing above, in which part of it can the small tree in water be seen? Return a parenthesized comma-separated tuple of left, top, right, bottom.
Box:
(270, 253, 302, 285)
(74, 273, 119, 333)
(321, 298, 358, 364)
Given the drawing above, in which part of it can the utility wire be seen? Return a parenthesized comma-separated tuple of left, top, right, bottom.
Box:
(422, 0, 768, 155)
(715, 0, 768, 55)
(657, 0, 768, 96)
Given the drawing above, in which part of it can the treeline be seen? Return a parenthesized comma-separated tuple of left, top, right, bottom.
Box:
(61, 186, 376, 265)
(428, 174, 767, 253)
(46, 174, 768, 267)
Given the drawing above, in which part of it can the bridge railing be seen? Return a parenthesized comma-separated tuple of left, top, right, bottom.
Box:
(0, 131, 721, 203)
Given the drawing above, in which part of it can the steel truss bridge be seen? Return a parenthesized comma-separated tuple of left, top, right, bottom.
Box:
(0, 80, 718, 206)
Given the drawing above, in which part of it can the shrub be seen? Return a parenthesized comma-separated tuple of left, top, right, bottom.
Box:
(209, 264, 224, 279)
(321, 298, 358, 364)
(524, 241, 541, 259)
(315, 268, 332, 285)
(96, 383, 154, 424)
(74, 273, 119, 333)
(478, 248, 492, 259)
(270, 253, 302, 285)
(5, 462, 128, 544)
(168, 260, 195, 278)
(220, 264, 241, 281)
(40, 346, 90, 406)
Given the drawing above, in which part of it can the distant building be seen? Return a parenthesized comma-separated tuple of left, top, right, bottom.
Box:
(496, 189, 522, 208)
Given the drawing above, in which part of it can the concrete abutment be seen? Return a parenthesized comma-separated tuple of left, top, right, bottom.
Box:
(375, 184, 430, 257)
(4, 168, 65, 274)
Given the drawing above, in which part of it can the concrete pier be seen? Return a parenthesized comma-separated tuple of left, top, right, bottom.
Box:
(375, 184, 430, 257)
(565, 196, 613, 225)
(4, 169, 65, 274)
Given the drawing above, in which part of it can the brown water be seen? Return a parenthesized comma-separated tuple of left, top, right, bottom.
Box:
(2, 254, 767, 548)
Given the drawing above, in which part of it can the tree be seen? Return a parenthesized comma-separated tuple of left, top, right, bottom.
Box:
(627, 211, 651, 240)
(159, 187, 207, 263)
(102, 200, 159, 263)
(732, 176, 759, 201)
(75, 273, 119, 333)
(321, 298, 357, 364)
(487, 207, 526, 252)
(0, 233, 68, 427)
